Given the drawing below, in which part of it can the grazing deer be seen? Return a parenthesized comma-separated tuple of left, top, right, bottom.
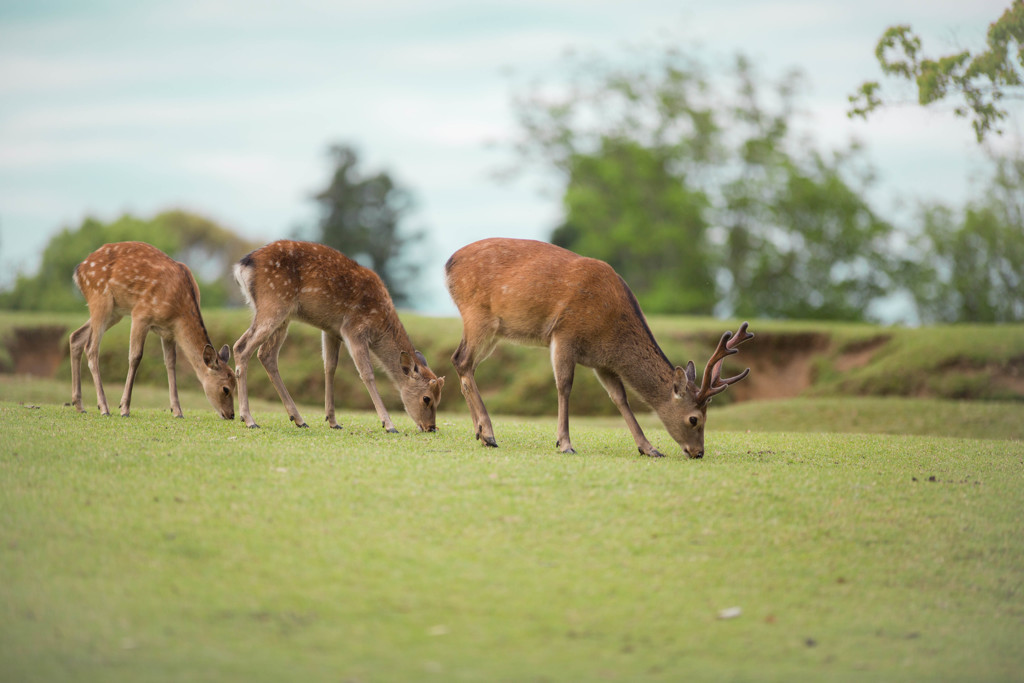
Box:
(445, 238, 753, 458)
(231, 240, 444, 431)
(69, 241, 236, 419)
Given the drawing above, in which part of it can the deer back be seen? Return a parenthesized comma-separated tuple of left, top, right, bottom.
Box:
(75, 242, 203, 327)
(235, 240, 399, 338)
(446, 238, 664, 364)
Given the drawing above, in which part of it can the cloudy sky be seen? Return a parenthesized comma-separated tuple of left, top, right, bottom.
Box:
(0, 0, 1017, 313)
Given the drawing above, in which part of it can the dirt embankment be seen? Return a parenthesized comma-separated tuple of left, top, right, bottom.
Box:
(3, 326, 68, 377)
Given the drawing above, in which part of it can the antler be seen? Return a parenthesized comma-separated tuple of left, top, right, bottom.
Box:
(696, 322, 754, 404)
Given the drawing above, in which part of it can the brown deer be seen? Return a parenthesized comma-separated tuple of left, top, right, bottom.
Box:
(231, 240, 444, 431)
(69, 241, 237, 419)
(445, 238, 753, 458)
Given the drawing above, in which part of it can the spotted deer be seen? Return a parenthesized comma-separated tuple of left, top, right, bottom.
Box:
(69, 241, 237, 419)
(231, 240, 444, 431)
(445, 238, 753, 458)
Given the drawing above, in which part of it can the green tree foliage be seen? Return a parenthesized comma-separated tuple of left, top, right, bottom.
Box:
(0, 211, 256, 311)
(848, 1, 1024, 141)
(905, 154, 1024, 322)
(510, 49, 896, 320)
(311, 144, 423, 306)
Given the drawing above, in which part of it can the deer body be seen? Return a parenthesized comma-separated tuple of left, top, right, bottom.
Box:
(445, 238, 752, 457)
(69, 241, 236, 419)
(232, 240, 444, 431)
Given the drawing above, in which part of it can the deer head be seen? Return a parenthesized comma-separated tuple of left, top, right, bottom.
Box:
(198, 343, 237, 419)
(399, 350, 445, 432)
(659, 322, 754, 458)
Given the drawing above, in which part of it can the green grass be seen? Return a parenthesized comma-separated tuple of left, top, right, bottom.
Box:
(2, 384, 1023, 682)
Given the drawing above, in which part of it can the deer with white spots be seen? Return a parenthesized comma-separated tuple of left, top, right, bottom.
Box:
(445, 238, 753, 458)
(69, 241, 237, 419)
(231, 240, 445, 432)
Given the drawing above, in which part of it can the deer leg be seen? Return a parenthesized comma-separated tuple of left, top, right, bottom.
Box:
(550, 338, 577, 454)
(85, 308, 118, 416)
(344, 334, 398, 433)
(594, 368, 663, 457)
(118, 317, 148, 417)
(69, 322, 91, 413)
(257, 323, 307, 428)
(451, 332, 499, 447)
(161, 338, 184, 418)
(322, 331, 343, 429)
(233, 315, 286, 428)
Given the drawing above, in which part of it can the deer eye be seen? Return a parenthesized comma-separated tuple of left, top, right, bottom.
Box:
(689, 416, 698, 427)
(223, 386, 230, 396)
(423, 396, 432, 406)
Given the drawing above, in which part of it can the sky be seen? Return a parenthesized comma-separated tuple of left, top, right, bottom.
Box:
(0, 0, 1018, 315)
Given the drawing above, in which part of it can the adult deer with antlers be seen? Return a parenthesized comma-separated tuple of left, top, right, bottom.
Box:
(232, 240, 444, 431)
(69, 241, 237, 419)
(445, 238, 753, 458)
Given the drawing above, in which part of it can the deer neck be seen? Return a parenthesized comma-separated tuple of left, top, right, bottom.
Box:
(367, 310, 417, 383)
(610, 328, 677, 412)
(171, 307, 214, 378)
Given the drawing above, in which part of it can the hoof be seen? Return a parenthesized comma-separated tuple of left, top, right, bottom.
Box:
(482, 436, 498, 448)
(330, 424, 343, 430)
(247, 423, 260, 429)
(386, 427, 399, 434)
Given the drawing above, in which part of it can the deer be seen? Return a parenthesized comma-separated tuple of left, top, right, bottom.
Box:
(231, 240, 445, 432)
(69, 241, 237, 420)
(445, 238, 753, 458)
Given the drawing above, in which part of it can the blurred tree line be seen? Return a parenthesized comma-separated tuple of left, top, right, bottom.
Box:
(506, 40, 1023, 323)
(0, 144, 421, 311)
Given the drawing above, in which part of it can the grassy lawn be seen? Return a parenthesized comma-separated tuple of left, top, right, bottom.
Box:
(2, 382, 1022, 681)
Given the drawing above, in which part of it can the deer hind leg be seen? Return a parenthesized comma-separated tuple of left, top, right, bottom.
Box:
(256, 322, 308, 428)
(118, 316, 149, 417)
(161, 338, 184, 418)
(594, 367, 662, 457)
(550, 337, 577, 454)
(69, 322, 92, 413)
(343, 333, 398, 433)
(233, 313, 287, 428)
(451, 324, 499, 447)
(322, 331, 343, 429)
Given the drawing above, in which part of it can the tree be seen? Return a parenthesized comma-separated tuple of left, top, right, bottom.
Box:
(848, 1, 1024, 141)
(0, 211, 256, 311)
(904, 154, 1024, 322)
(509, 47, 898, 320)
(310, 144, 423, 306)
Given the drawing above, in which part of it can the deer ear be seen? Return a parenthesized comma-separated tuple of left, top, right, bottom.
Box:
(685, 361, 697, 383)
(203, 344, 218, 369)
(399, 351, 416, 377)
(414, 350, 429, 369)
(672, 366, 687, 398)
(219, 344, 231, 363)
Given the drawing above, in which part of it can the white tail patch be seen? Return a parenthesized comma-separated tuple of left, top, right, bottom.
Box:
(233, 262, 256, 310)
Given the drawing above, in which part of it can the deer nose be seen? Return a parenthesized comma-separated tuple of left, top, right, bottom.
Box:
(684, 446, 704, 459)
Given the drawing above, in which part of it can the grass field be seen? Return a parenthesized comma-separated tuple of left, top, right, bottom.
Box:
(2, 378, 1023, 682)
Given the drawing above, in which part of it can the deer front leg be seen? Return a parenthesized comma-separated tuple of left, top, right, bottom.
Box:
(344, 335, 398, 433)
(322, 331, 343, 429)
(85, 317, 112, 416)
(257, 323, 307, 428)
(551, 338, 577, 454)
(161, 338, 184, 418)
(69, 322, 91, 413)
(595, 368, 663, 457)
(118, 318, 148, 417)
